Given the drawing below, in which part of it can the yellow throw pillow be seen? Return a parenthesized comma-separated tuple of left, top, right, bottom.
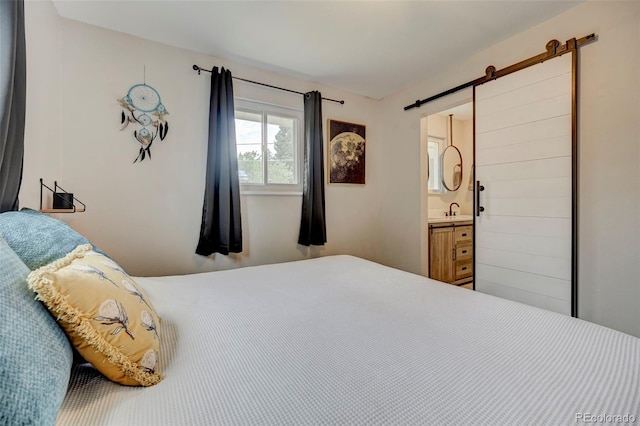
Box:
(27, 244, 162, 386)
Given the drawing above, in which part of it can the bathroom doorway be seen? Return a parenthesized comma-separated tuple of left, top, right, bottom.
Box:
(421, 102, 474, 288)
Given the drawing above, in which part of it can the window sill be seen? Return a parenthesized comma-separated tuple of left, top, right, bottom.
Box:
(241, 191, 303, 196)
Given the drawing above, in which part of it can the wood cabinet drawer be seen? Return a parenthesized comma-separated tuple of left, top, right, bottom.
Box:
(455, 260, 473, 279)
(456, 243, 472, 260)
(454, 226, 472, 243)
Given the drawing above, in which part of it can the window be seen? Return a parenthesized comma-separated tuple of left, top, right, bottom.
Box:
(427, 136, 445, 193)
(235, 99, 303, 193)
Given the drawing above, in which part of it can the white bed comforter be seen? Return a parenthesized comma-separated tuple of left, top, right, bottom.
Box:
(57, 255, 639, 425)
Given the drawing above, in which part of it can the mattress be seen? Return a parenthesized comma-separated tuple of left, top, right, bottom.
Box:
(57, 255, 639, 425)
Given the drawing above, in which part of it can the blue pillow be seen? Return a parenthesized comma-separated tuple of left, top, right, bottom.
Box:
(0, 208, 90, 270)
(0, 236, 73, 425)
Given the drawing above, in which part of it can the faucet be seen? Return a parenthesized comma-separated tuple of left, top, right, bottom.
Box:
(449, 202, 460, 217)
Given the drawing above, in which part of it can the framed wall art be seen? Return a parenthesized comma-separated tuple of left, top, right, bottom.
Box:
(327, 119, 366, 184)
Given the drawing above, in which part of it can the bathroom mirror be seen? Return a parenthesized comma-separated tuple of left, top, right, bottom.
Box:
(441, 145, 463, 191)
(441, 114, 463, 192)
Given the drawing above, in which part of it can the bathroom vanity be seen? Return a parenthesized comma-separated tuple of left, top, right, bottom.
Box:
(428, 217, 473, 287)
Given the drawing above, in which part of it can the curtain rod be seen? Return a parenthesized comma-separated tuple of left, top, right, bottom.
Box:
(404, 33, 596, 111)
(192, 65, 345, 105)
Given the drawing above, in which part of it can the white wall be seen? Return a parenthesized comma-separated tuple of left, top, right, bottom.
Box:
(22, 0, 61, 208)
(22, 1, 381, 276)
(379, 1, 640, 337)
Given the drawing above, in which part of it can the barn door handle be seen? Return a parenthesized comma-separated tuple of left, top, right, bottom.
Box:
(476, 181, 485, 216)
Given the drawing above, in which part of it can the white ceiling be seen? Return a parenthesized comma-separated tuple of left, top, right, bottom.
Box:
(51, 0, 581, 100)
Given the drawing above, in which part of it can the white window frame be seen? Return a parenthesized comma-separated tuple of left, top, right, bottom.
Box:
(235, 98, 303, 195)
(427, 135, 446, 194)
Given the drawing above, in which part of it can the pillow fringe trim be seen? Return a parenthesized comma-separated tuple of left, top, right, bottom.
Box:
(27, 244, 162, 387)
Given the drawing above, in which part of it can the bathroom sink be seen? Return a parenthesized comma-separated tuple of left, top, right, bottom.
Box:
(429, 215, 473, 223)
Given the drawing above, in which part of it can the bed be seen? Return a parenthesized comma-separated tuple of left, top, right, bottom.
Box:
(0, 210, 637, 425)
(55, 255, 639, 425)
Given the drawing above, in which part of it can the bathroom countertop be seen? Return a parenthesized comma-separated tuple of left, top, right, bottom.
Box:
(428, 215, 473, 224)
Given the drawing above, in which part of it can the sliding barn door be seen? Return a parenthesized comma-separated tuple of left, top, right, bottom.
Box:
(474, 53, 574, 315)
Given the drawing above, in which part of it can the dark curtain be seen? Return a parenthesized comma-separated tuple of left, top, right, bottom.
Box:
(196, 67, 242, 256)
(298, 91, 327, 246)
(0, 0, 26, 213)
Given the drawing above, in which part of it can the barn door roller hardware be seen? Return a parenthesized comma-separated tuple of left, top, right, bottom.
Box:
(404, 33, 596, 111)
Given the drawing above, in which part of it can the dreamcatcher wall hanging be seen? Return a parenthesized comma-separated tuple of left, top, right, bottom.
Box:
(118, 69, 169, 163)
